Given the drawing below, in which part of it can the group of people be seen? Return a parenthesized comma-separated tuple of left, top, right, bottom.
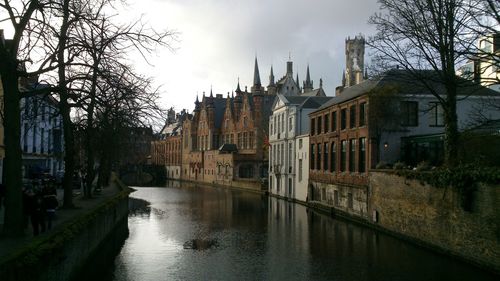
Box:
(23, 179, 59, 236)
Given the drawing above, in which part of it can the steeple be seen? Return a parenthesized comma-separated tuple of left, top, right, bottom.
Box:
(303, 64, 313, 92)
(251, 57, 263, 95)
(236, 77, 242, 93)
(269, 65, 275, 86)
(253, 57, 261, 87)
(194, 94, 200, 111)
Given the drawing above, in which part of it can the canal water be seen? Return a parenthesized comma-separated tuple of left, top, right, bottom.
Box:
(103, 182, 497, 281)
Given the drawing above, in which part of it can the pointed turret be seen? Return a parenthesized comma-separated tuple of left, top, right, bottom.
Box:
(236, 78, 242, 93)
(253, 57, 261, 87)
(194, 94, 200, 112)
(267, 65, 277, 95)
(269, 65, 275, 86)
(303, 64, 313, 92)
(251, 57, 263, 94)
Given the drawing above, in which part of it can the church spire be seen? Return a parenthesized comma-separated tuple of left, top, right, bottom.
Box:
(253, 56, 261, 87)
(269, 65, 275, 86)
(236, 77, 241, 93)
(303, 64, 313, 92)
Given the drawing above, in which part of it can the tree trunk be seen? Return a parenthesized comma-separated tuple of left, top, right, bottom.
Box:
(58, 0, 74, 208)
(443, 93, 459, 167)
(1, 70, 24, 236)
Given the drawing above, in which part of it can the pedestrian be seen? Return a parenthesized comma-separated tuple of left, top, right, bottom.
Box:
(42, 180, 58, 230)
(23, 186, 45, 236)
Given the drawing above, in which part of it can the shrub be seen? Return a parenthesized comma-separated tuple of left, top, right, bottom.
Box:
(393, 161, 406, 170)
(376, 161, 390, 169)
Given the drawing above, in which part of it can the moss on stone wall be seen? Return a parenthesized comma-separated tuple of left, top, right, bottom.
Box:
(0, 179, 132, 279)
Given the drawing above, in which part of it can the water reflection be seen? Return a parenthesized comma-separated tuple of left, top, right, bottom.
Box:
(105, 182, 497, 281)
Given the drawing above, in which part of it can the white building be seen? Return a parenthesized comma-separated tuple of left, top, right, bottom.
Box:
(20, 89, 64, 179)
(268, 94, 333, 202)
(458, 33, 500, 92)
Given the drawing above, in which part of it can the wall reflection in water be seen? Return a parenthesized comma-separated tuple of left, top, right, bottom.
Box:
(101, 183, 497, 281)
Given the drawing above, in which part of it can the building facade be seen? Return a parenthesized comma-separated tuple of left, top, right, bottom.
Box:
(268, 93, 332, 202)
(308, 69, 500, 220)
(180, 58, 315, 190)
(20, 89, 64, 179)
(151, 108, 187, 179)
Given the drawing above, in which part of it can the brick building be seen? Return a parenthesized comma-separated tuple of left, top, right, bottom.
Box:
(181, 58, 309, 190)
(151, 108, 187, 179)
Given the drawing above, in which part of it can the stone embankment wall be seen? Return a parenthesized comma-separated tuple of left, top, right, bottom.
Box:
(0, 180, 131, 281)
(369, 171, 500, 273)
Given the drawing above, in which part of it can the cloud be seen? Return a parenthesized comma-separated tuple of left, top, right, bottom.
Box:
(123, 0, 380, 112)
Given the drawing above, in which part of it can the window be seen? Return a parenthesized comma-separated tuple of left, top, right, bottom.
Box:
(330, 142, 336, 173)
(299, 139, 303, 149)
(243, 132, 248, 148)
(32, 125, 37, 153)
(317, 143, 321, 170)
(332, 111, 337, 132)
(41, 128, 44, 153)
(298, 159, 303, 182)
(274, 116, 277, 134)
(250, 132, 255, 148)
(401, 101, 418, 126)
(349, 139, 356, 172)
(359, 102, 366, 126)
(358, 137, 367, 173)
(324, 114, 329, 133)
(269, 146, 273, 168)
(281, 143, 284, 165)
(341, 140, 347, 172)
(350, 105, 356, 128)
(239, 165, 254, 178)
(225, 119, 229, 129)
(429, 102, 444, 127)
(310, 144, 315, 169)
(317, 116, 322, 134)
(23, 123, 28, 152)
(238, 133, 242, 148)
(311, 118, 315, 135)
(341, 109, 347, 130)
(278, 115, 281, 132)
(289, 117, 293, 131)
(281, 114, 284, 132)
(323, 142, 328, 172)
(288, 143, 293, 169)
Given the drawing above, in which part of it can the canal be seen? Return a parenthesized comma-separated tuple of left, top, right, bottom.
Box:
(98, 182, 497, 281)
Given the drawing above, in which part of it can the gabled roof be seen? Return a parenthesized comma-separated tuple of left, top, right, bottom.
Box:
(316, 69, 500, 111)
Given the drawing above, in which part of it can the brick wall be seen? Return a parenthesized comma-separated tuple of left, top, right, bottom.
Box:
(369, 171, 500, 273)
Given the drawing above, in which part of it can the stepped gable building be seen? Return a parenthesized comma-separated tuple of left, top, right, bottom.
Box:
(151, 108, 188, 179)
(181, 57, 320, 190)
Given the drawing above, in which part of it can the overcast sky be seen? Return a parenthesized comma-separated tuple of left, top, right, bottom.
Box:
(120, 0, 381, 113)
(1, 0, 381, 114)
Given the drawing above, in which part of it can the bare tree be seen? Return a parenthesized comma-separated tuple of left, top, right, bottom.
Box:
(0, 0, 57, 236)
(368, 0, 488, 166)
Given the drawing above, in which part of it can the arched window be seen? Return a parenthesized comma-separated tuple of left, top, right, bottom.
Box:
(239, 164, 254, 178)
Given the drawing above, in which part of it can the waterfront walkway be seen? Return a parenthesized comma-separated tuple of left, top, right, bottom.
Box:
(0, 182, 123, 262)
